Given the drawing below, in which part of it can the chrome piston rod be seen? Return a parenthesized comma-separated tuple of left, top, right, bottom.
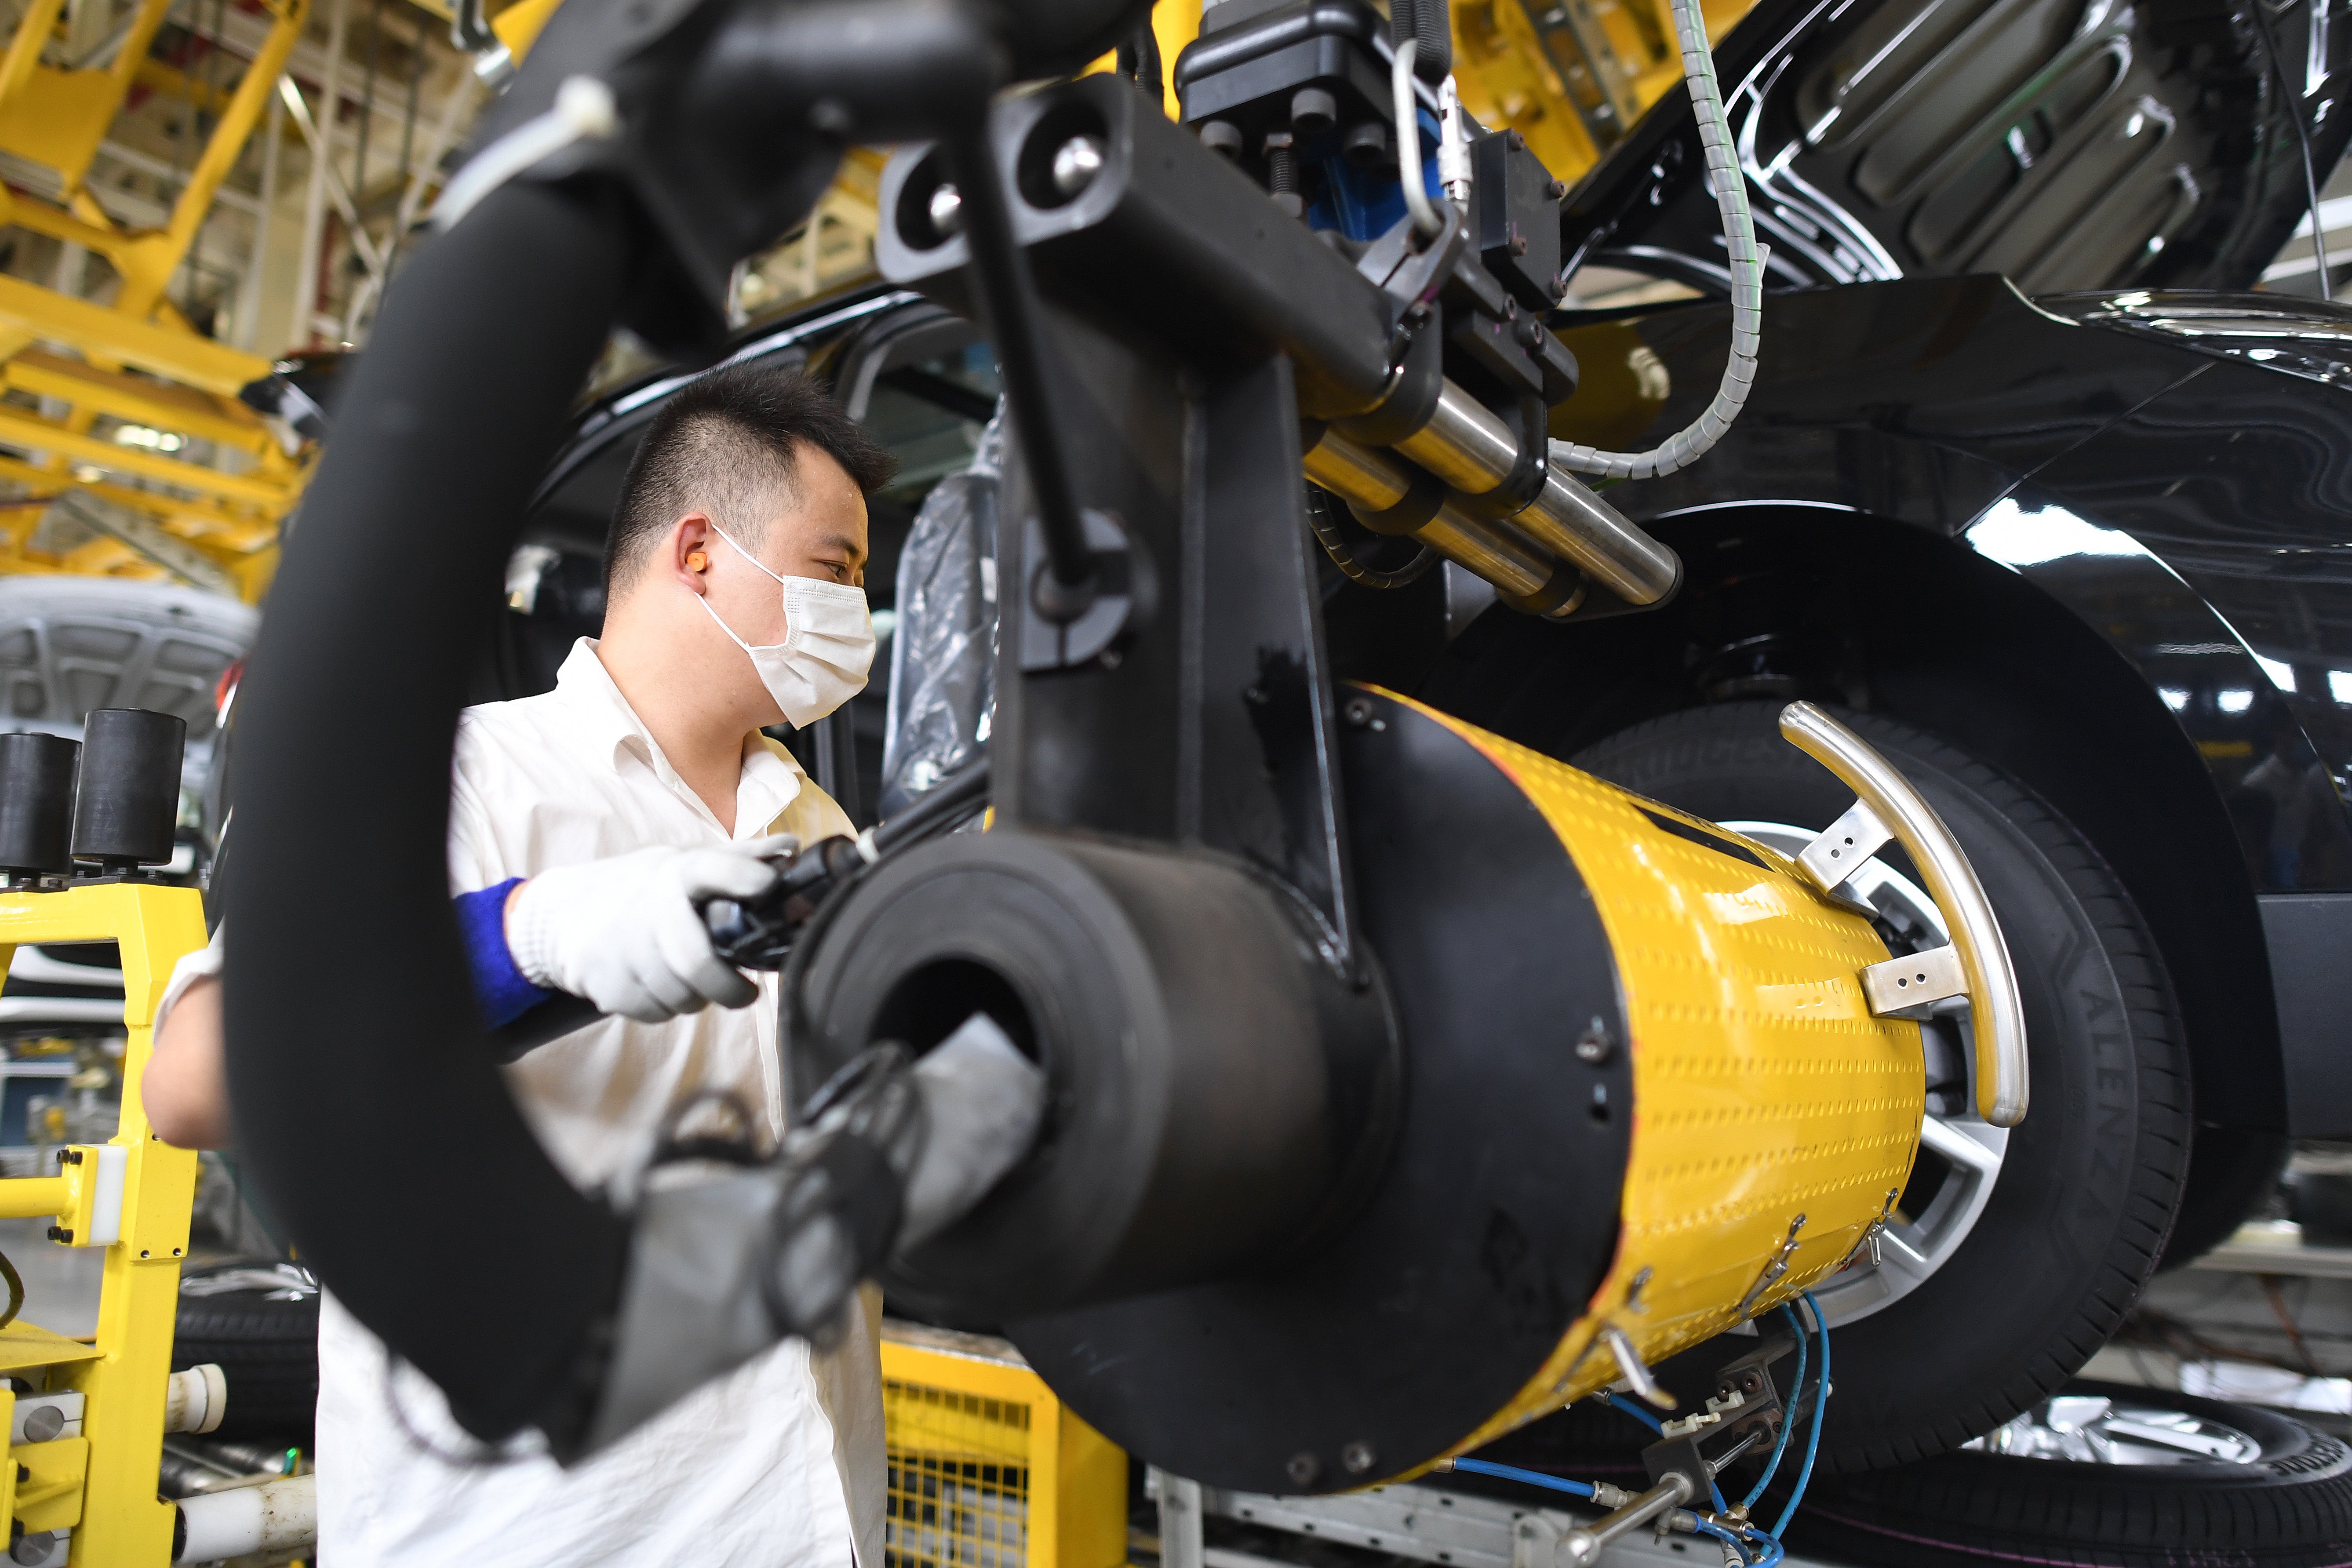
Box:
(1391, 383, 1682, 607)
(1303, 432, 1580, 611)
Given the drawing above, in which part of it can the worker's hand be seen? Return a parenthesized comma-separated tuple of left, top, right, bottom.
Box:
(505, 838, 796, 1022)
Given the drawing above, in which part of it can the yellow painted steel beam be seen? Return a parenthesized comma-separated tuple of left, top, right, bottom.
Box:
(0, 0, 66, 112)
(0, 407, 291, 507)
(116, 0, 310, 318)
(0, 883, 207, 1568)
(0, 456, 281, 553)
(4, 351, 277, 458)
(0, 189, 129, 258)
(0, 0, 174, 193)
(132, 56, 237, 117)
(0, 273, 269, 396)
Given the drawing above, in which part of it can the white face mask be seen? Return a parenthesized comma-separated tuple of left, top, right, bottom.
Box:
(695, 523, 875, 728)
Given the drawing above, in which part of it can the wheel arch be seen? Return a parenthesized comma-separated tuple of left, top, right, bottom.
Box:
(1418, 501, 2284, 1134)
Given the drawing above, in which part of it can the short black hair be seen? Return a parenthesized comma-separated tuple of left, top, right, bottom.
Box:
(606, 360, 895, 596)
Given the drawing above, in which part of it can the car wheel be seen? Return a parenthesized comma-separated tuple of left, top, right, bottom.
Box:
(1569, 701, 2191, 1471)
(173, 1260, 319, 1444)
(2159, 1125, 2287, 1268)
(1789, 1381, 2352, 1567)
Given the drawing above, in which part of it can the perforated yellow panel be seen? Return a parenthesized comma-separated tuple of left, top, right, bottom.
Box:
(1384, 698, 1926, 1452)
(880, 1329, 1129, 1568)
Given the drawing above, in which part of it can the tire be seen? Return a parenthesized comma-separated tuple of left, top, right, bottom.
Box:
(2160, 1126, 2288, 1267)
(172, 1262, 319, 1444)
(1570, 701, 2192, 1473)
(1788, 1381, 2352, 1568)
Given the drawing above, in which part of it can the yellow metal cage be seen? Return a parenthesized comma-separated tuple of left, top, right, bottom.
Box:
(881, 1323, 1128, 1568)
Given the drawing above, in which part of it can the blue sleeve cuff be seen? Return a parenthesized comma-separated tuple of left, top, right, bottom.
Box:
(455, 878, 553, 1029)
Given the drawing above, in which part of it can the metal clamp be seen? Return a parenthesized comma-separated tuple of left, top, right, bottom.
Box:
(1778, 701, 2028, 1128)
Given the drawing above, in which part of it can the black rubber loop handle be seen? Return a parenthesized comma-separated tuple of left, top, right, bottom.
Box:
(227, 179, 634, 1444)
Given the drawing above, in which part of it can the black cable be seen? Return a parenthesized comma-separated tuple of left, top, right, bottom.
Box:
(1305, 487, 1437, 589)
(942, 130, 1099, 614)
(1116, 23, 1163, 107)
(2252, 0, 2332, 298)
(0, 1248, 24, 1332)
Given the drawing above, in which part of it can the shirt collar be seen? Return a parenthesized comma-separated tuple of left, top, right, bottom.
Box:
(552, 638, 809, 838)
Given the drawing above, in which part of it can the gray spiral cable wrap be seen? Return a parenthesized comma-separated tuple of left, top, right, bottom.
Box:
(1548, 0, 1762, 482)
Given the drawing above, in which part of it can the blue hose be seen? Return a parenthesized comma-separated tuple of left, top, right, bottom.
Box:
(1738, 1304, 1806, 1510)
(1767, 1292, 1831, 1540)
(1447, 1457, 1595, 1499)
(1598, 1390, 1663, 1432)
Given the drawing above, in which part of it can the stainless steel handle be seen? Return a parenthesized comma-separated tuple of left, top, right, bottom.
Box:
(1778, 701, 2028, 1128)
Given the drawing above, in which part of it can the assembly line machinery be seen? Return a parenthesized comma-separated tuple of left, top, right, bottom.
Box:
(221, 5, 2032, 1559)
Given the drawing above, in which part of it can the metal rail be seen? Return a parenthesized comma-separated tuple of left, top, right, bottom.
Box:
(1778, 701, 2029, 1127)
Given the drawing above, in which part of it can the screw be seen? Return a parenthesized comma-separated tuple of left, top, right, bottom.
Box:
(1098, 648, 1123, 671)
(1344, 698, 1376, 728)
(1547, 178, 1568, 200)
(45, 1227, 69, 1244)
(928, 183, 964, 239)
(1244, 684, 1270, 706)
(1052, 134, 1107, 200)
(1576, 1017, 1614, 1063)
(1341, 1441, 1377, 1474)
(1287, 1451, 1322, 1487)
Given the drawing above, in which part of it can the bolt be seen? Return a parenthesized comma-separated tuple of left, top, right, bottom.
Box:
(44, 1227, 68, 1244)
(1098, 648, 1123, 671)
(1200, 119, 1245, 159)
(1547, 178, 1568, 200)
(1293, 86, 1339, 135)
(808, 98, 852, 136)
(1510, 228, 1529, 256)
(1344, 698, 1376, 728)
(928, 183, 964, 240)
(1245, 684, 1270, 706)
(1576, 1016, 1614, 1063)
(1052, 135, 1107, 200)
(1341, 1441, 1377, 1474)
(1287, 1451, 1322, 1487)
(1507, 129, 1526, 151)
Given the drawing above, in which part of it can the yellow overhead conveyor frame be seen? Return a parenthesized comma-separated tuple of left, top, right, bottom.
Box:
(0, 0, 312, 603)
(0, 882, 206, 1566)
(1383, 700, 1926, 1455)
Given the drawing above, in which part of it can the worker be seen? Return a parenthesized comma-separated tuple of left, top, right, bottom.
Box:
(146, 360, 902, 1567)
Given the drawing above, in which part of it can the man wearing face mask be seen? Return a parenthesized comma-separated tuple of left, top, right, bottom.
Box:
(309, 360, 900, 1567)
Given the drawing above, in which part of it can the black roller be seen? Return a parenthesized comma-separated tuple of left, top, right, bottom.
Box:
(0, 733, 79, 884)
(70, 709, 184, 873)
(799, 690, 1633, 1493)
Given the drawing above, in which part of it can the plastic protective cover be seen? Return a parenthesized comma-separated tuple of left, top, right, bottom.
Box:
(880, 408, 1004, 817)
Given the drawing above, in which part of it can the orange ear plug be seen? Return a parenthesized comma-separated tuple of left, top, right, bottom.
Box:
(686, 550, 709, 571)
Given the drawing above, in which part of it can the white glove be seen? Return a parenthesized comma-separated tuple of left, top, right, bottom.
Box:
(896, 1013, 1048, 1252)
(505, 837, 795, 1023)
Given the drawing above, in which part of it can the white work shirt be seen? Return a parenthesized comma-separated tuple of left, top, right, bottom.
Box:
(316, 638, 881, 1568)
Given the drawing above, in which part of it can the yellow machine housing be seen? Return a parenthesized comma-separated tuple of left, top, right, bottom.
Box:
(1400, 699, 1924, 1452)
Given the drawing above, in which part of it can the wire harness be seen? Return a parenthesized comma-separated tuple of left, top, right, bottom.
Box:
(1547, 0, 1762, 481)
